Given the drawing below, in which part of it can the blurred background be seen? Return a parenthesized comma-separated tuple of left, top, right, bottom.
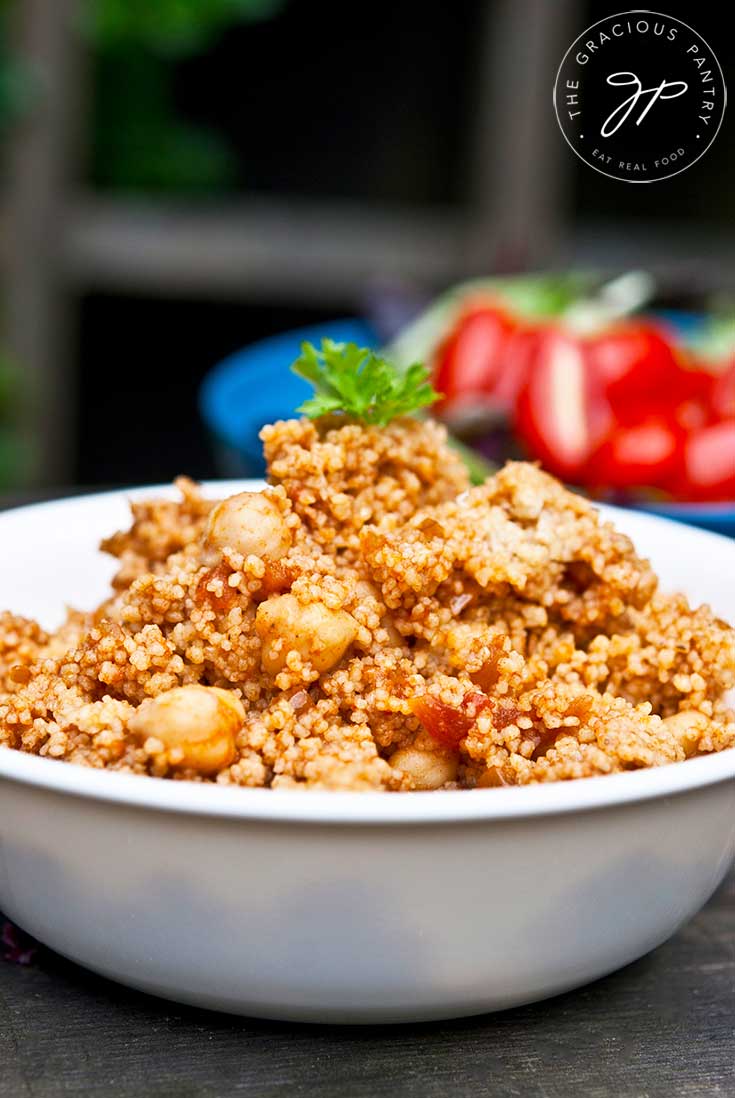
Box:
(0, 0, 733, 492)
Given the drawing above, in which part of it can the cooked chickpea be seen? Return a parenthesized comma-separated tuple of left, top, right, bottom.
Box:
(129, 685, 244, 774)
(389, 745, 458, 790)
(205, 492, 291, 560)
(255, 594, 358, 674)
(662, 710, 711, 758)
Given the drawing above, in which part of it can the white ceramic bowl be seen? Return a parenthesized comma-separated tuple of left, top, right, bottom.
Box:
(0, 483, 733, 1024)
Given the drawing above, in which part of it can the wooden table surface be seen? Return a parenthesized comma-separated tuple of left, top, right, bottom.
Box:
(1, 492, 733, 1097)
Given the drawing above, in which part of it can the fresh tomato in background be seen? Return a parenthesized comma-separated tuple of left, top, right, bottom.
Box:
(470, 318, 729, 496)
(490, 324, 544, 414)
(675, 420, 735, 502)
(511, 320, 685, 487)
(426, 279, 735, 502)
(585, 324, 716, 430)
(711, 360, 735, 420)
(514, 329, 612, 481)
(585, 322, 680, 413)
(668, 392, 713, 433)
(588, 416, 685, 491)
(435, 303, 517, 415)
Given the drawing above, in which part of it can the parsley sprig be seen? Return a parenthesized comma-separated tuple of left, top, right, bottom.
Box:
(291, 340, 440, 427)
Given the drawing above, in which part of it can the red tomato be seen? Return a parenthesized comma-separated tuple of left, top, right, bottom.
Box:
(589, 416, 684, 490)
(676, 421, 735, 501)
(669, 397, 711, 432)
(409, 695, 473, 750)
(667, 362, 717, 432)
(514, 330, 611, 482)
(672, 361, 715, 401)
(711, 361, 735, 420)
(491, 325, 544, 414)
(586, 323, 680, 413)
(435, 305, 516, 412)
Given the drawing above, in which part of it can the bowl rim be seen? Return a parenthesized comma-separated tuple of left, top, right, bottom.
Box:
(0, 483, 733, 827)
(0, 744, 733, 825)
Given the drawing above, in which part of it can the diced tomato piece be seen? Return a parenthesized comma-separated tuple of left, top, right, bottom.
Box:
(194, 564, 238, 612)
(711, 361, 735, 420)
(435, 305, 517, 412)
(409, 696, 473, 749)
(409, 690, 497, 750)
(586, 323, 680, 413)
(675, 421, 735, 501)
(588, 416, 684, 490)
(491, 325, 545, 415)
(470, 634, 509, 691)
(256, 559, 294, 600)
(671, 362, 716, 404)
(669, 397, 711, 432)
(514, 329, 611, 482)
(409, 690, 526, 752)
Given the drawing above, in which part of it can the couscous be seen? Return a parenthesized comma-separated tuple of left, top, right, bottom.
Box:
(1, 341, 733, 790)
(1, 411, 733, 790)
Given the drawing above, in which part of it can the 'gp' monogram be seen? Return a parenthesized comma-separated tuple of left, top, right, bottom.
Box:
(601, 72, 688, 136)
(554, 10, 726, 181)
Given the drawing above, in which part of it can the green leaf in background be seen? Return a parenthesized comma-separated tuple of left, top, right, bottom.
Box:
(488, 272, 596, 319)
(0, 354, 32, 489)
(685, 315, 735, 365)
(90, 44, 238, 194)
(83, 0, 285, 194)
(0, 55, 36, 133)
(0, 352, 23, 417)
(0, 5, 38, 133)
(447, 436, 495, 485)
(3, 0, 287, 193)
(0, 428, 31, 490)
(81, 0, 284, 57)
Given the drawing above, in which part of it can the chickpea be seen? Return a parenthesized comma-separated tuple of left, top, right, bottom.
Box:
(255, 594, 358, 674)
(205, 492, 291, 560)
(129, 685, 244, 774)
(662, 710, 711, 758)
(389, 745, 458, 790)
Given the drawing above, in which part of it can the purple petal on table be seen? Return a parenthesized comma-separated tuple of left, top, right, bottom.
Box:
(1, 918, 38, 965)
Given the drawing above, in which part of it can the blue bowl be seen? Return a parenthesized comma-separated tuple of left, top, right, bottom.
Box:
(629, 499, 735, 538)
(199, 319, 378, 477)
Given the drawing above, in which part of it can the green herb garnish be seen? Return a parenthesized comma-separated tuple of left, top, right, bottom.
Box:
(291, 340, 440, 427)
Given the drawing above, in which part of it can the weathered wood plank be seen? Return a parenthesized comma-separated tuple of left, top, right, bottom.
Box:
(3, 0, 87, 486)
(63, 197, 465, 304)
